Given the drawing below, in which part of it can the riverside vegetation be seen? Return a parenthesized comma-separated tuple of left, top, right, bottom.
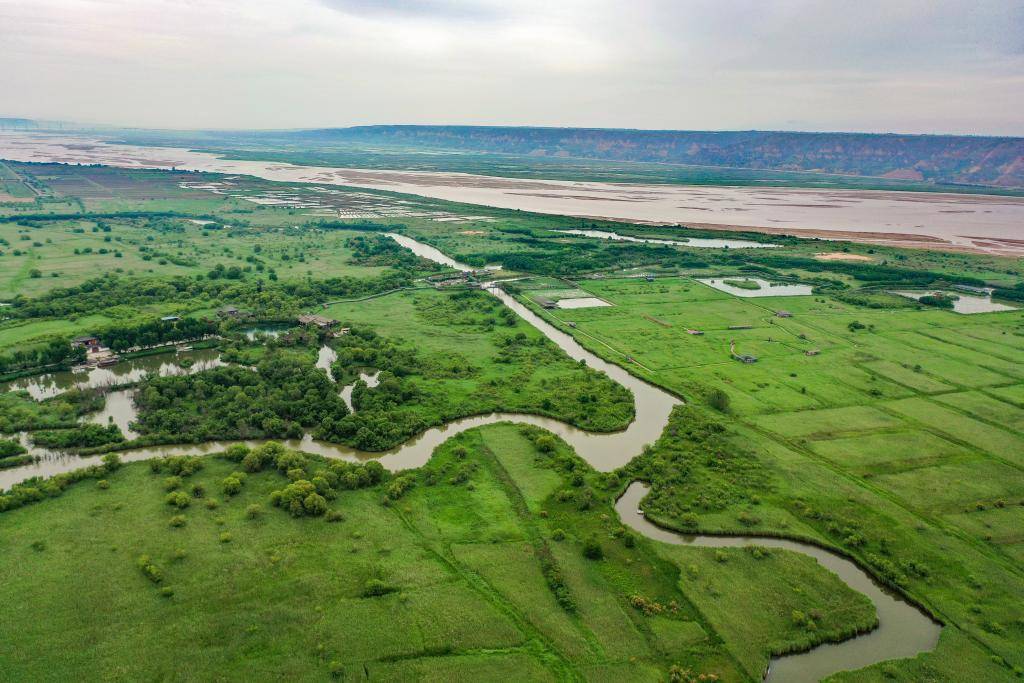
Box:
(1, 162, 1023, 681)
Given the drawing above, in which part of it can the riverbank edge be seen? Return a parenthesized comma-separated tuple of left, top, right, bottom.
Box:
(614, 479, 945, 660)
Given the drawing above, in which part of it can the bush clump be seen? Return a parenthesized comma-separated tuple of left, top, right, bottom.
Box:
(165, 491, 191, 509)
(149, 455, 203, 477)
(270, 480, 329, 517)
(137, 555, 163, 584)
(221, 474, 244, 496)
(362, 578, 395, 597)
(706, 388, 730, 412)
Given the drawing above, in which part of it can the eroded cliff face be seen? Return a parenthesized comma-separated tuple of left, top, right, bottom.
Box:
(293, 126, 1024, 188)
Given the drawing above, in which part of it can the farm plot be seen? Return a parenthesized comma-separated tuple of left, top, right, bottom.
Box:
(752, 405, 903, 440)
(932, 390, 1024, 433)
(871, 458, 1024, 513)
(884, 397, 1024, 468)
(809, 429, 974, 475)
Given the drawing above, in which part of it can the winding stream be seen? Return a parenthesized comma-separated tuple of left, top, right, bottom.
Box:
(1, 233, 940, 679)
(617, 483, 940, 682)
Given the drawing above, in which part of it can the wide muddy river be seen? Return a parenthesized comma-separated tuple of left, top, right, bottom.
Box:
(1, 233, 940, 679)
(1, 132, 1023, 255)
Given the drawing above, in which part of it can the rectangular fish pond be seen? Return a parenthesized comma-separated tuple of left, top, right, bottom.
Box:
(697, 277, 813, 297)
(890, 290, 1020, 314)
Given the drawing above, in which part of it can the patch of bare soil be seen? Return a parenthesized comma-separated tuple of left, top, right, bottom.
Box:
(814, 252, 874, 262)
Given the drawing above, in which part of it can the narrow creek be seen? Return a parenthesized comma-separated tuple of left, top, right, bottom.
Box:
(1, 232, 940, 680)
(617, 483, 940, 682)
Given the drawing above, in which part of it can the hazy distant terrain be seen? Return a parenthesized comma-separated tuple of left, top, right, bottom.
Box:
(285, 126, 1024, 189)
(5, 119, 1022, 192)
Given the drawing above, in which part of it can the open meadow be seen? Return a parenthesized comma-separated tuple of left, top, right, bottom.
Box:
(1, 163, 1022, 682)
(519, 273, 1024, 677)
(0, 425, 886, 681)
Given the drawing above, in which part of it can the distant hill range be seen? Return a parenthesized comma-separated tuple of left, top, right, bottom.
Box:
(289, 126, 1024, 188)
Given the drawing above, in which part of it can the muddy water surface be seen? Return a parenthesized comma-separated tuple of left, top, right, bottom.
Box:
(3, 132, 1024, 254)
(0, 348, 225, 399)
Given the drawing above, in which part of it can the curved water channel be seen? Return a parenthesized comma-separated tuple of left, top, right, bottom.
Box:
(617, 483, 940, 682)
(0, 233, 940, 679)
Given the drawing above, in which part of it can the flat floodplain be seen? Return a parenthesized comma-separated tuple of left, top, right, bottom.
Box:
(2, 159, 1023, 681)
(522, 273, 1024, 657)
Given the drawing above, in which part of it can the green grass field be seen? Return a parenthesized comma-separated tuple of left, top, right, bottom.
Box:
(0, 425, 883, 680)
(0, 215, 388, 299)
(320, 288, 634, 440)
(2, 162, 1023, 681)
(520, 274, 1024, 678)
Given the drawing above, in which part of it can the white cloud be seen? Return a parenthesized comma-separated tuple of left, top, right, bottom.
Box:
(0, 0, 1021, 134)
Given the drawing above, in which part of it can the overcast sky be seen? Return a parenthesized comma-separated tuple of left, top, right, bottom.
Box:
(1, 0, 1022, 135)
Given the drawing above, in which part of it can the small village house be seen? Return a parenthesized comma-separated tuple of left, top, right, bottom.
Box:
(299, 313, 342, 329)
(534, 296, 557, 309)
(71, 335, 101, 351)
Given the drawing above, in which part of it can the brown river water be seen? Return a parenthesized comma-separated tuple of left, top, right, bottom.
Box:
(1, 232, 940, 680)
(617, 483, 940, 683)
(1, 132, 1022, 255)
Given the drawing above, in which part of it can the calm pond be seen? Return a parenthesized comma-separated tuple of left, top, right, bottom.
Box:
(0, 348, 225, 400)
(240, 325, 291, 341)
(890, 290, 1019, 314)
(697, 277, 814, 297)
(557, 228, 779, 249)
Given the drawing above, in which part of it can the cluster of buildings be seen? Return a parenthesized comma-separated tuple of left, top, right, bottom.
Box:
(70, 335, 119, 367)
(427, 269, 497, 289)
(297, 314, 348, 335)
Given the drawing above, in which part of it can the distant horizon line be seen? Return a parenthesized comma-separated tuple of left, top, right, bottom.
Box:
(0, 117, 1021, 141)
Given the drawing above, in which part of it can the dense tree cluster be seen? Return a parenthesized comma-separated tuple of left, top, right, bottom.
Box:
(345, 233, 430, 270)
(133, 355, 350, 442)
(0, 438, 26, 458)
(99, 317, 219, 352)
(0, 338, 85, 376)
(464, 238, 707, 277)
(7, 270, 412, 320)
(218, 442, 388, 516)
(0, 438, 30, 469)
(918, 294, 957, 309)
(330, 327, 422, 379)
(0, 390, 104, 433)
(30, 423, 124, 450)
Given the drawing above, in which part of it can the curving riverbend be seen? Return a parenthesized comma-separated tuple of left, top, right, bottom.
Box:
(1, 233, 677, 487)
(1, 233, 941, 679)
(617, 482, 941, 682)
